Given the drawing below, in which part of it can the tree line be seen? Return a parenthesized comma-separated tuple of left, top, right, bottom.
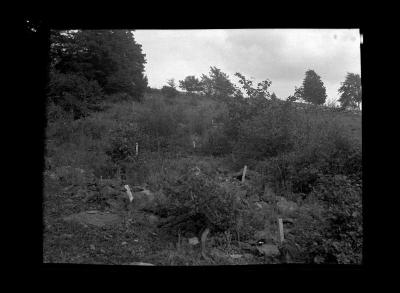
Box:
(47, 29, 362, 121)
(170, 68, 361, 110)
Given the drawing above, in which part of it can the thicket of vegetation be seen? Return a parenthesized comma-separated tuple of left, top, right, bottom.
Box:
(45, 30, 362, 265)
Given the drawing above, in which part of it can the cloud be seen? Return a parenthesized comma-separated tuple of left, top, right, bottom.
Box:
(134, 29, 361, 102)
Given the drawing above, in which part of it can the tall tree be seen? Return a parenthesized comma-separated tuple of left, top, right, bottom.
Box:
(50, 30, 148, 102)
(200, 74, 214, 96)
(338, 73, 362, 110)
(179, 75, 203, 93)
(201, 66, 236, 98)
(166, 78, 177, 89)
(300, 69, 327, 105)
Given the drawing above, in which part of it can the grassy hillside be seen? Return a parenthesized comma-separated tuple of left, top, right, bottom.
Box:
(43, 91, 362, 265)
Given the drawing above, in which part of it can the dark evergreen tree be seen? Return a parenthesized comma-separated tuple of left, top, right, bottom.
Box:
(300, 69, 327, 105)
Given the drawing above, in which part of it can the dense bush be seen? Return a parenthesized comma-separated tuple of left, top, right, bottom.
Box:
(292, 174, 362, 264)
(232, 100, 297, 165)
(201, 125, 232, 156)
(136, 98, 178, 152)
(158, 168, 244, 238)
(161, 86, 179, 99)
(47, 71, 104, 119)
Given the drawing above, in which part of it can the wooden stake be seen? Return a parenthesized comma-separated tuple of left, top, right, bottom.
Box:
(201, 227, 210, 259)
(241, 165, 247, 182)
(177, 230, 181, 251)
(278, 218, 284, 243)
(124, 185, 134, 202)
(193, 140, 196, 149)
(135, 143, 139, 156)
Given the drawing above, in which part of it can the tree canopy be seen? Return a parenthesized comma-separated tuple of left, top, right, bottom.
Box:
(296, 70, 327, 105)
(338, 73, 361, 110)
(178, 75, 203, 93)
(200, 67, 236, 98)
(48, 29, 148, 119)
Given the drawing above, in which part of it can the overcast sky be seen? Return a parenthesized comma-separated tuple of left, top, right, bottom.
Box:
(134, 29, 361, 103)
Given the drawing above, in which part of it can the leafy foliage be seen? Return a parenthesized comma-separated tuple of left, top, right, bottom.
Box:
(159, 169, 243, 236)
(47, 71, 104, 119)
(338, 73, 362, 110)
(161, 85, 179, 99)
(179, 75, 203, 93)
(293, 174, 362, 264)
(199, 67, 236, 99)
(234, 72, 272, 99)
(48, 29, 148, 120)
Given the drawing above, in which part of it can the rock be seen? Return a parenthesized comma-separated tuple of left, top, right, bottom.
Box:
(188, 237, 199, 245)
(256, 244, 280, 257)
(90, 244, 95, 250)
(63, 211, 121, 228)
(277, 198, 298, 215)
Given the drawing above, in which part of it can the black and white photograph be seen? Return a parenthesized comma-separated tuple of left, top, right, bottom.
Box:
(41, 28, 362, 266)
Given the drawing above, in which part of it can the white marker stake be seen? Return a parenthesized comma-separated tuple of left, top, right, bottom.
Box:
(135, 143, 139, 156)
(124, 185, 134, 202)
(193, 140, 196, 149)
(242, 165, 247, 183)
(278, 218, 284, 243)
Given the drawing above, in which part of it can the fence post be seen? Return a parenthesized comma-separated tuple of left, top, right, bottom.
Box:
(278, 218, 284, 243)
(124, 184, 134, 202)
(241, 165, 247, 183)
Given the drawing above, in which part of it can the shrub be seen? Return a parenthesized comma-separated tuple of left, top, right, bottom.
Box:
(47, 71, 104, 119)
(233, 102, 297, 164)
(161, 86, 179, 99)
(253, 108, 360, 197)
(158, 168, 244, 238)
(200, 125, 232, 156)
(289, 174, 362, 264)
(135, 98, 178, 152)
